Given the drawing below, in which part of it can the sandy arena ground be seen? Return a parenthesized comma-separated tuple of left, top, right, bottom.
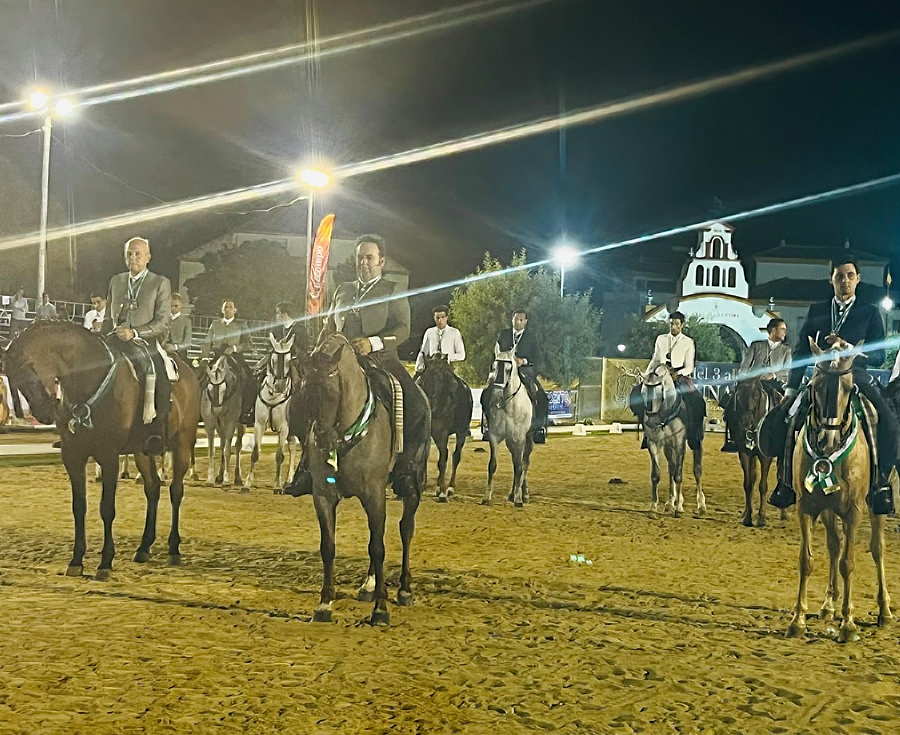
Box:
(1, 433, 900, 734)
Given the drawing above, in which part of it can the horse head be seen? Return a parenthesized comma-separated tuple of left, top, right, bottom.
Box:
(267, 333, 295, 393)
(1, 321, 92, 424)
(206, 355, 238, 408)
(305, 334, 358, 445)
(807, 337, 859, 453)
(640, 365, 677, 419)
(493, 349, 520, 395)
(732, 378, 771, 452)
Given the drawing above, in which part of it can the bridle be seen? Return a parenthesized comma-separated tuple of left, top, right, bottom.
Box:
(641, 370, 682, 429)
(206, 357, 239, 408)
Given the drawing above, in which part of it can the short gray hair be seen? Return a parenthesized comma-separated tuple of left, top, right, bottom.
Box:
(124, 236, 150, 255)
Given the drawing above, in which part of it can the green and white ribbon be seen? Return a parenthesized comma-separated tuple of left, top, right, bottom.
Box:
(802, 406, 858, 495)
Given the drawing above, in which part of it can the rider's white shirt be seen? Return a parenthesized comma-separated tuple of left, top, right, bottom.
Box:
(415, 325, 465, 371)
(83, 307, 106, 330)
(645, 332, 695, 377)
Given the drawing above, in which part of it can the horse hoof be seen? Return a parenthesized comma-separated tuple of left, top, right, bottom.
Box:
(507, 492, 514, 503)
(696, 507, 706, 517)
(312, 606, 333, 623)
(756, 518, 767, 529)
(878, 613, 894, 628)
(398, 590, 414, 607)
(239, 487, 250, 495)
(741, 516, 753, 527)
(480, 498, 491, 506)
(673, 510, 682, 519)
(358, 589, 376, 602)
(785, 624, 805, 639)
(206, 482, 216, 488)
(95, 568, 113, 582)
(132, 550, 152, 563)
(273, 489, 283, 495)
(514, 501, 524, 508)
(437, 495, 449, 503)
(167, 554, 182, 567)
(837, 626, 860, 643)
(648, 511, 658, 520)
(370, 609, 391, 627)
(447, 487, 455, 496)
(65, 565, 84, 577)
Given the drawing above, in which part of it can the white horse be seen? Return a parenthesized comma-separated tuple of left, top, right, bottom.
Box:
(640, 366, 705, 518)
(244, 334, 299, 493)
(481, 349, 534, 507)
(200, 355, 244, 489)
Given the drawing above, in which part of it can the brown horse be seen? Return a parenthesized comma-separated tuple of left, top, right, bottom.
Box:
(730, 378, 784, 528)
(2, 321, 200, 579)
(418, 353, 472, 501)
(786, 340, 892, 641)
(300, 334, 422, 626)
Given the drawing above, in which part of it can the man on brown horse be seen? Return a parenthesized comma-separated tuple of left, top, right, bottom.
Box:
(721, 318, 791, 452)
(284, 234, 430, 498)
(766, 252, 897, 515)
(102, 236, 172, 456)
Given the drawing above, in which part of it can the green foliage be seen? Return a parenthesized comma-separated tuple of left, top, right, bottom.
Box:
(449, 251, 601, 386)
(184, 240, 306, 320)
(620, 314, 737, 363)
(884, 345, 898, 372)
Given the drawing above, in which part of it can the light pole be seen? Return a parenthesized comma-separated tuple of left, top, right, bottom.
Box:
(552, 243, 579, 298)
(27, 90, 74, 298)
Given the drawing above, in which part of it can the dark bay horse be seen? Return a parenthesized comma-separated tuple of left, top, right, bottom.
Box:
(300, 334, 424, 626)
(418, 353, 473, 501)
(730, 378, 784, 528)
(2, 321, 200, 578)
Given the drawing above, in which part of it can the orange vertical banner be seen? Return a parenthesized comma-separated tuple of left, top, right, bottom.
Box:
(306, 214, 336, 316)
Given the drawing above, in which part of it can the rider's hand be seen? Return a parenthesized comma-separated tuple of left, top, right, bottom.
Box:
(515, 357, 525, 367)
(352, 338, 373, 355)
(115, 326, 134, 341)
(225, 345, 235, 355)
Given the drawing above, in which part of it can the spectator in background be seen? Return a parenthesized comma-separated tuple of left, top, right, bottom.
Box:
(83, 293, 107, 332)
(34, 293, 57, 321)
(10, 288, 29, 337)
(165, 292, 193, 361)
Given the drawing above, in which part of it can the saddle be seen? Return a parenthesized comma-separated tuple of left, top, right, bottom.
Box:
(358, 356, 404, 455)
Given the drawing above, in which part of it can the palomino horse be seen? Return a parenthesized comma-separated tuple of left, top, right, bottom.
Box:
(731, 378, 785, 528)
(786, 340, 892, 642)
(638, 366, 705, 518)
(300, 334, 423, 625)
(200, 355, 244, 489)
(2, 321, 200, 577)
(482, 349, 533, 507)
(419, 353, 473, 502)
(245, 334, 299, 493)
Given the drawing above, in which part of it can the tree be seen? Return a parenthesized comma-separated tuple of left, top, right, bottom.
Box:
(620, 315, 737, 363)
(449, 251, 601, 386)
(184, 240, 306, 320)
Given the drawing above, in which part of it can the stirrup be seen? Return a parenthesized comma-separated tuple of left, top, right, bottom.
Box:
(869, 483, 895, 516)
(768, 482, 796, 509)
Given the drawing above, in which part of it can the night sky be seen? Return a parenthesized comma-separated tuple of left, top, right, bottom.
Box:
(2, 0, 900, 306)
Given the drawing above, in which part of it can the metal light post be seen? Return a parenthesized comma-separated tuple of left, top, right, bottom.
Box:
(297, 167, 332, 340)
(552, 243, 579, 298)
(28, 91, 74, 298)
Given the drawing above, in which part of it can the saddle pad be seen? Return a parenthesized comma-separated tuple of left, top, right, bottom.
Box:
(154, 340, 180, 382)
(389, 374, 404, 455)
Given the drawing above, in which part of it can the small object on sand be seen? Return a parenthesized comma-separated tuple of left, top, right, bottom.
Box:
(473, 447, 486, 453)
(569, 553, 593, 566)
(608, 478, 626, 484)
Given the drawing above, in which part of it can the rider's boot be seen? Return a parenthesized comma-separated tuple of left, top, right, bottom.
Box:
(869, 480, 895, 516)
(768, 431, 796, 509)
(240, 375, 256, 427)
(721, 425, 738, 453)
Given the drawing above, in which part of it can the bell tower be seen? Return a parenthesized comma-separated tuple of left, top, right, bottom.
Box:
(681, 222, 748, 298)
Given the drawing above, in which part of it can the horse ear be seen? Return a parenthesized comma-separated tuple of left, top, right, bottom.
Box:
(329, 343, 345, 366)
(808, 336, 823, 356)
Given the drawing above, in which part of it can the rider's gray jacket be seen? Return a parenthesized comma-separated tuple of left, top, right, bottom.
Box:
(738, 340, 792, 384)
(102, 270, 171, 343)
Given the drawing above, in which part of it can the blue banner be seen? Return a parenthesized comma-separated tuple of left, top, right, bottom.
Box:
(548, 390, 574, 418)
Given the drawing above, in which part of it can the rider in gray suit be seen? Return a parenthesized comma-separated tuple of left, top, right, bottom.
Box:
(720, 318, 791, 452)
(102, 236, 171, 455)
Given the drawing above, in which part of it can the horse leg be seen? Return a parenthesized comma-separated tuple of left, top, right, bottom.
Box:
(187, 444, 198, 483)
(837, 510, 860, 643)
(510, 439, 525, 507)
(693, 441, 705, 515)
(521, 434, 534, 503)
(739, 453, 754, 527)
(820, 510, 840, 630)
(62, 451, 89, 576)
(787, 510, 814, 637)
(448, 430, 466, 496)
(120, 454, 131, 480)
(647, 438, 661, 517)
(204, 420, 217, 486)
(244, 420, 262, 492)
(870, 507, 893, 626)
(397, 494, 419, 607)
(436, 434, 449, 501)
(132, 453, 161, 563)
(482, 436, 498, 505)
(273, 425, 288, 491)
(757, 455, 773, 527)
(167, 438, 188, 565)
(283, 436, 298, 495)
(359, 492, 390, 626)
(312, 493, 338, 622)
(96, 460, 119, 580)
(221, 423, 234, 487)
(233, 425, 244, 488)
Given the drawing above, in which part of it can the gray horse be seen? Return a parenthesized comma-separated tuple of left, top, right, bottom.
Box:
(200, 355, 244, 489)
(482, 349, 534, 507)
(639, 366, 705, 518)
